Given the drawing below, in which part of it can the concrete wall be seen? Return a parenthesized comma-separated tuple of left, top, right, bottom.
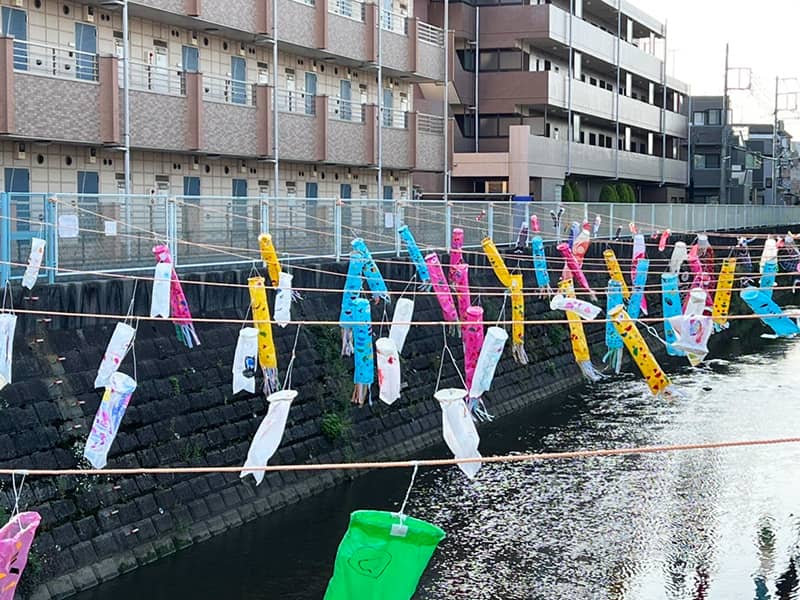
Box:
(277, 0, 317, 49)
(327, 14, 369, 62)
(328, 120, 369, 165)
(383, 127, 411, 169)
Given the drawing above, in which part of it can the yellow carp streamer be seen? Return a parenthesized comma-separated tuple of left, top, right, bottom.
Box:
(609, 305, 671, 396)
(559, 279, 602, 382)
(248, 276, 279, 393)
(258, 233, 282, 288)
(482, 237, 512, 289)
(510, 274, 528, 365)
(712, 257, 736, 329)
(603, 249, 630, 300)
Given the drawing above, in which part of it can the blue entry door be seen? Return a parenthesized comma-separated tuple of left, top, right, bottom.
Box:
(2, 7, 27, 71)
(231, 56, 246, 104)
(4, 168, 30, 234)
(182, 46, 199, 73)
(75, 22, 97, 81)
(232, 178, 248, 236)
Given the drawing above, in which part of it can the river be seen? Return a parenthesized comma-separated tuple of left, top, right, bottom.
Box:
(76, 335, 800, 600)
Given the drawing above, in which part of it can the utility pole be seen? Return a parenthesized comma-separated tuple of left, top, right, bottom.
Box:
(773, 76, 780, 205)
(443, 0, 449, 200)
(720, 43, 728, 205)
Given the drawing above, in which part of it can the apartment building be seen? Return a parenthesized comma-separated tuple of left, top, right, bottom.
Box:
(432, 0, 690, 203)
(0, 0, 447, 207)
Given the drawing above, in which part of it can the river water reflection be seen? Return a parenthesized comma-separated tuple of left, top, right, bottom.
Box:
(77, 337, 800, 600)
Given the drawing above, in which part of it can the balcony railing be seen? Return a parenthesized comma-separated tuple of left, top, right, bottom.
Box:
(12, 40, 98, 82)
(329, 97, 365, 123)
(382, 108, 408, 129)
(418, 21, 445, 47)
(417, 113, 444, 134)
(277, 88, 316, 115)
(203, 73, 256, 106)
(380, 8, 408, 35)
(128, 60, 186, 96)
(329, 0, 366, 21)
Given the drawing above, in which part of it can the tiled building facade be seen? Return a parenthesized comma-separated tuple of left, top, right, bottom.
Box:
(0, 0, 447, 200)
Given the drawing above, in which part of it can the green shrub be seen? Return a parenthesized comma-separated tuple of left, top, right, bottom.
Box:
(562, 182, 575, 202)
(599, 184, 619, 203)
(570, 181, 582, 202)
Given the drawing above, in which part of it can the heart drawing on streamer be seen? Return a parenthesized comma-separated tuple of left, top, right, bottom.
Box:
(347, 547, 392, 579)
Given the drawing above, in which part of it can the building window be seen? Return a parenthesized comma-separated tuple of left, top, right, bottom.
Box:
(692, 111, 706, 126)
(498, 50, 524, 71)
(707, 109, 721, 125)
(705, 154, 720, 168)
(479, 116, 498, 137)
(589, 77, 597, 86)
(479, 50, 498, 71)
(589, 133, 596, 146)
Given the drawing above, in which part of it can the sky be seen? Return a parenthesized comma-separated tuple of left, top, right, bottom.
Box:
(632, 0, 800, 135)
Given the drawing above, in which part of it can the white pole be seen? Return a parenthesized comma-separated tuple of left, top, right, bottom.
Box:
(443, 0, 449, 200)
(122, 0, 131, 195)
(377, 6, 383, 198)
(273, 0, 279, 200)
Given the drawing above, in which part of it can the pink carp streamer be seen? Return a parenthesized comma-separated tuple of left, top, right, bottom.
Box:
(631, 233, 648, 315)
(557, 243, 597, 302)
(153, 245, 200, 348)
(659, 229, 671, 252)
(449, 228, 465, 276)
(461, 306, 484, 393)
(425, 253, 459, 334)
(451, 262, 472, 319)
(0, 512, 41, 598)
(687, 244, 713, 311)
(449, 229, 470, 318)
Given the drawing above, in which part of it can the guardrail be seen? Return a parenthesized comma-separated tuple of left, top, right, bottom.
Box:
(329, 97, 365, 122)
(380, 8, 408, 35)
(3, 194, 800, 286)
(329, 0, 366, 21)
(383, 109, 408, 129)
(418, 21, 445, 46)
(202, 73, 256, 106)
(417, 113, 444, 134)
(277, 88, 316, 115)
(128, 60, 186, 96)
(12, 39, 98, 82)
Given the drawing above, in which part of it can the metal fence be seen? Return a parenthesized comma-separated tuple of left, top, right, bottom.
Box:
(3, 193, 800, 286)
